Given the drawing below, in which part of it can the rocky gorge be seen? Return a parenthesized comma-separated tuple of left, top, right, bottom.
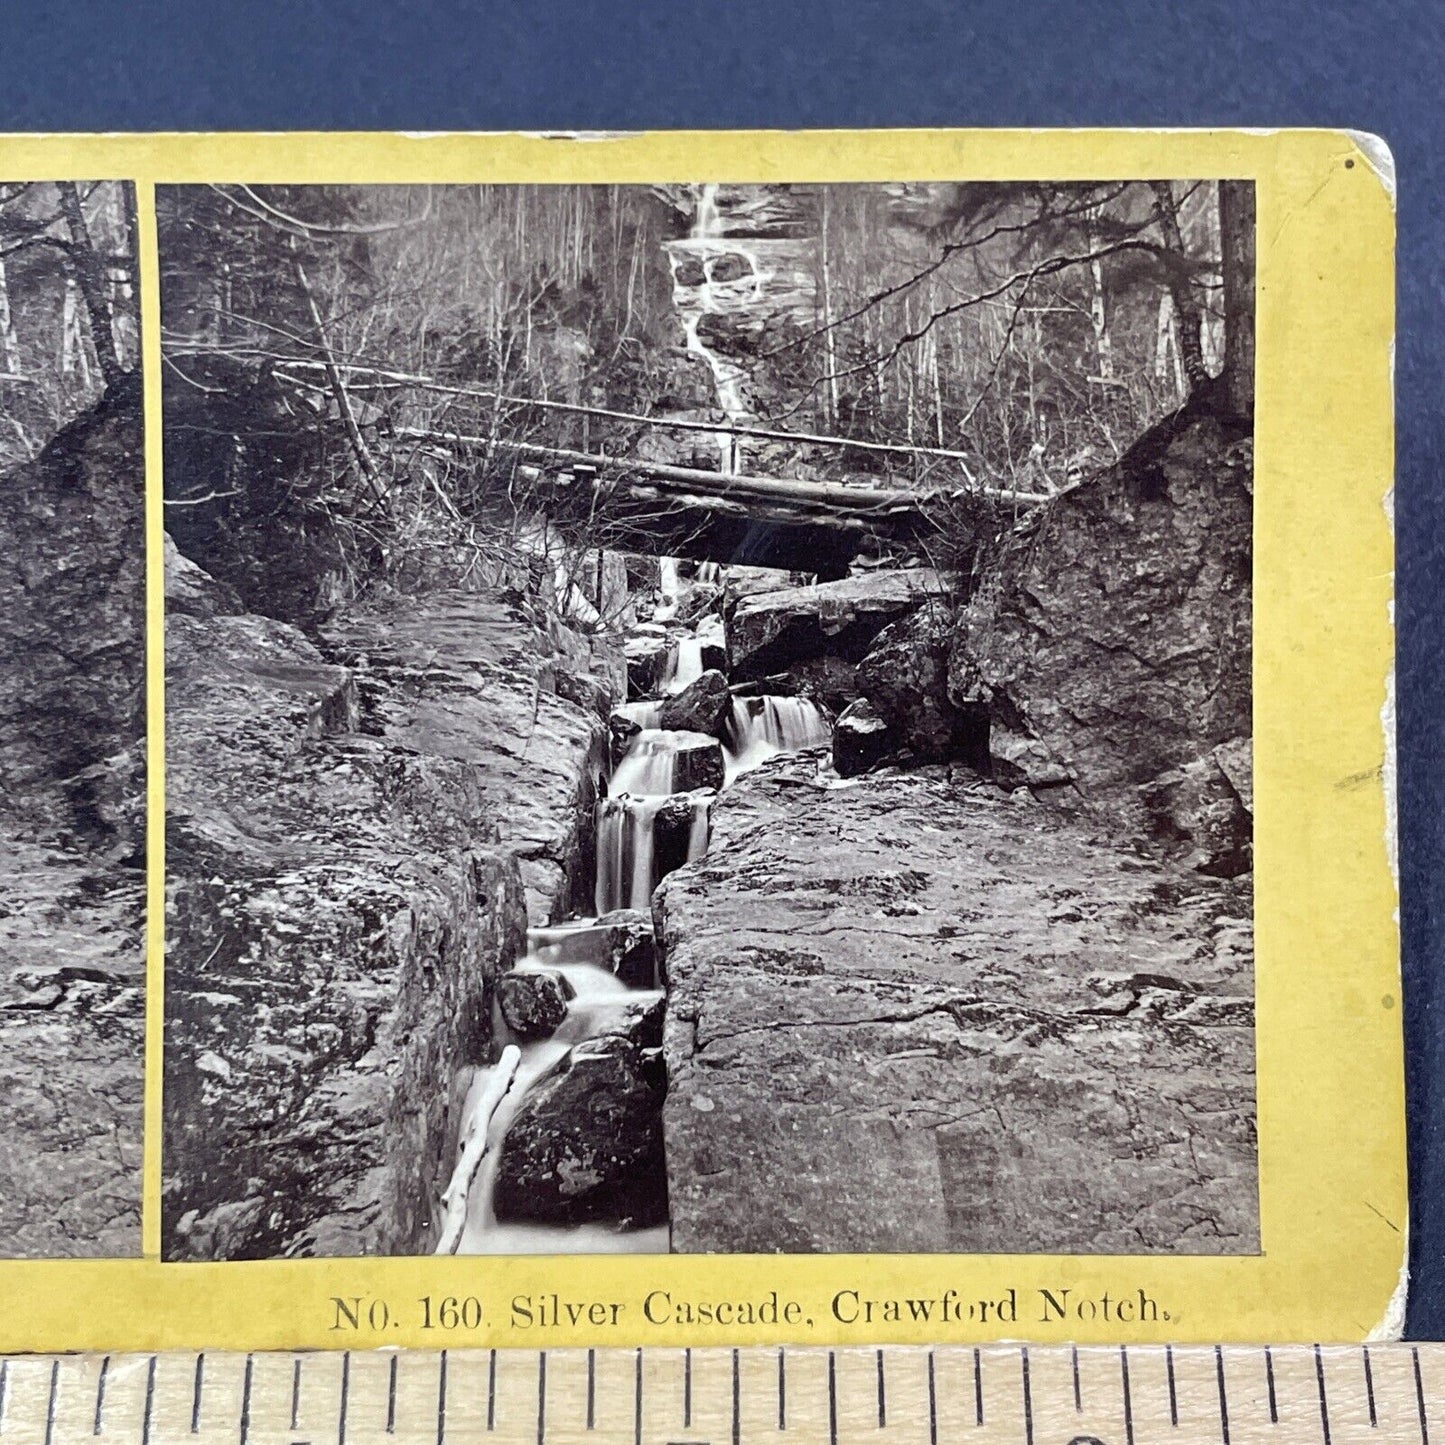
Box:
(0, 379, 146, 1258)
(163, 384, 1256, 1258)
(161, 179, 1257, 1259)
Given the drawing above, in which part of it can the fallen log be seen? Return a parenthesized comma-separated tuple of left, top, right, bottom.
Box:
(393, 426, 1048, 512)
(434, 1044, 522, 1255)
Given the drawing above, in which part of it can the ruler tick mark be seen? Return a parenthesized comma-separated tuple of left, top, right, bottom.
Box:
(191, 1354, 204, 1435)
(1315, 1345, 1332, 1445)
(95, 1354, 111, 1436)
(534, 1351, 543, 1445)
(439, 1349, 449, 1445)
(240, 1354, 254, 1445)
(1072, 1346, 1081, 1413)
(291, 1358, 302, 1431)
(777, 1348, 786, 1432)
(732, 1349, 741, 1445)
(0, 1359, 8, 1432)
(877, 1349, 886, 1429)
(1120, 1347, 1134, 1445)
(337, 1352, 350, 1445)
(1022, 1347, 1034, 1445)
(1266, 1346, 1278, 1425)
(387, 1354, 397, 1436)
(974, 1347, 984, 1427)
(44, 1358, 59, 1445)
(634, 1348, 643, 1445)
(1166, 1345, 1178, 1427)
(683, 1348, 691, 1429)
(928, 1351, 937, 1445)
(587, 1349, 595, 1431)
(828, 1351, 838, 1445)
(1415, 1347, 1430, 1445)
(1363, 1346, 1378, 1428)
(1216, 1347, 1231, 1445)
(141, 1356, 156, 1445)
(488, 1351, 497, 1432)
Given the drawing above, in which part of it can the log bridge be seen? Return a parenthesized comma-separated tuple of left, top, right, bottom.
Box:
(395, 426, 1047, 577)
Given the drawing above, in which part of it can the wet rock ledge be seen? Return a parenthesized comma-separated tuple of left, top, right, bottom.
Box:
(163, 574, 617, 1259)
(657, 757, 1256, 1254)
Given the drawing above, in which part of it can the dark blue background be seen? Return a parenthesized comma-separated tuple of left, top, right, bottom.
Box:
(7, 0, 1441, 1337)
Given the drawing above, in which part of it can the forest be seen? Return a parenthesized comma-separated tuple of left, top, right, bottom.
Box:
(0, 181, 140, 467)
(159, 179, 1253, 617)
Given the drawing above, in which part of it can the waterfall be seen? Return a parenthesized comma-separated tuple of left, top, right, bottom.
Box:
(452, 599, 834, 1255)
(724, 695, 833, 778)
(595, 795, 666, 912)
(595, 789, 712, 914)
(661, 636, 705, 695)
(611, 729, 680, 793)
(656, 557, 680, 621)
(665, 182, 763, 473)
(614, 699, 663, 730)
(452, 953, 667, 1256)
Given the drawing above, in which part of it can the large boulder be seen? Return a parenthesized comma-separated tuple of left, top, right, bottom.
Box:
(729, 568, 948, 681)
(0, 376, 146, 844)
(949, 406, 1252, 837)
(652, 791, 714, 880)
(857, 601, 987, 766)
(493, 1000, 667, 1226)
(657, 669, 731, 737)
(593, 910, 660, 989)
(498, 971, 576, 1040)
(625, 630, 672, 698)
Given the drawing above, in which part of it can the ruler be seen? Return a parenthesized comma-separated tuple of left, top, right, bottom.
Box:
(0, 1346, 1436, 1445)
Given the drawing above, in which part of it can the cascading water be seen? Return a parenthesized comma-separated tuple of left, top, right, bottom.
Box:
(449, 556, 832, 1255)
(452, 952, 668, 1255)
(724, 694, 833, 779)
(665, 183, 767, 473)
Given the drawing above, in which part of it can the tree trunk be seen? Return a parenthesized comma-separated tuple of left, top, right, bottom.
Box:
(55, 181, 123, 388)
(1149, 180, 1208, 391)
(1219, 180, 1256, 417)
(0, 259, 19, 374)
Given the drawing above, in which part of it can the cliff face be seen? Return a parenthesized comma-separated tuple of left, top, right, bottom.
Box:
(951, 406, 1254, 870)
(162, 571, 619, 1259)
(657, 756, 1257, 1256)
(0, 379, 146, 1258)
(656, 400, 1258, 1255)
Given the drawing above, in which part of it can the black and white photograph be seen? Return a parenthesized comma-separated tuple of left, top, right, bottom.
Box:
(159, 178, 1257, 1261)
(0, 180, 145, 1257)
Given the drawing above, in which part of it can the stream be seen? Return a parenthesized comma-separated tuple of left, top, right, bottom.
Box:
(439, 182, 836, 1255)
(447, 560, 831, 1254)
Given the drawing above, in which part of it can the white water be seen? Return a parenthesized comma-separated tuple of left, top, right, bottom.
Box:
(611, 729, 682, 794)
(724, 694, 833, 779)
(662, 636, 705, 694)
(455, 957, 668, 1255)
(595, 786, 713, 913)
(665, 183, 764, 472)
(655, 557, 681, 622)
(452, 556, 833, 1256)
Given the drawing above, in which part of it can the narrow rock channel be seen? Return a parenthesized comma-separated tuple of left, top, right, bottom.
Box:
(446, 564, 836, 1253)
